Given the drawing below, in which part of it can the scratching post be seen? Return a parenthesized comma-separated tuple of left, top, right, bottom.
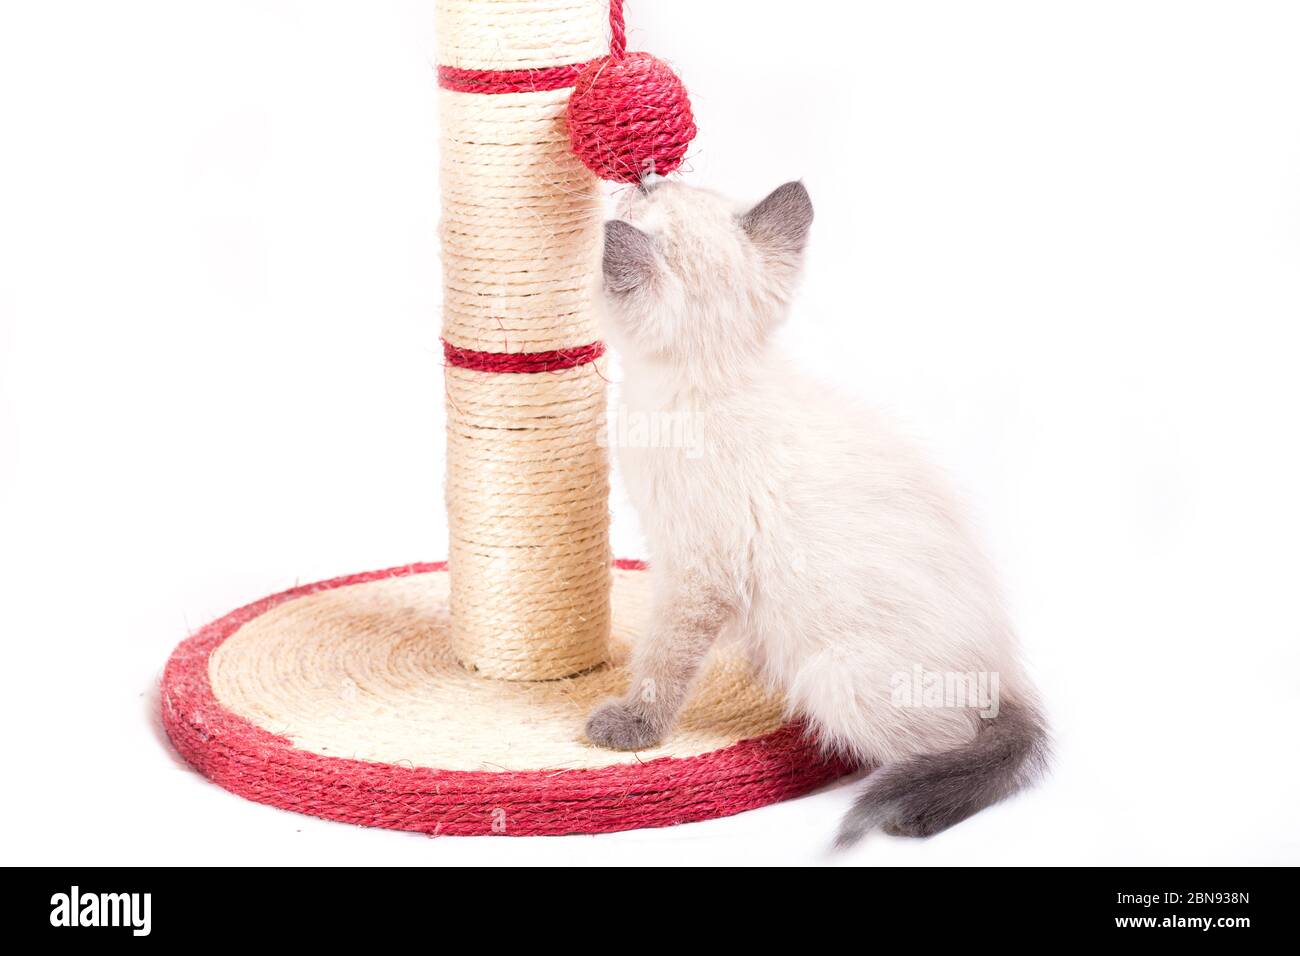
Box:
(439, 0, 610, 680)
(160, 0, 849, 837)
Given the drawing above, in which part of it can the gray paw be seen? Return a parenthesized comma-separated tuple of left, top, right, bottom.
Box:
(585, 700, 662, 751)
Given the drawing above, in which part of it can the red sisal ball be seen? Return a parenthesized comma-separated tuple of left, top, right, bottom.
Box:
(567, 52, 697, 184)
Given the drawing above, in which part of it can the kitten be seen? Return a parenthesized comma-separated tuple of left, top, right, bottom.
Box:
(586, 178, 1049, 843)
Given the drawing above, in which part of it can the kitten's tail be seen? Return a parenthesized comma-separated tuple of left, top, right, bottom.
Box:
(835, 701, 1049, 846)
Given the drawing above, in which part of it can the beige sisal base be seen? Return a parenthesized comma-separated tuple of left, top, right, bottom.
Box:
(208, 565, 789, 772)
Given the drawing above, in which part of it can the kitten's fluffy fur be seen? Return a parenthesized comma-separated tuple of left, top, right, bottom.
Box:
(587, 179, 1048, 843)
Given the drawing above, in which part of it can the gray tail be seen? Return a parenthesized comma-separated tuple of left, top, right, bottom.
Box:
(835, 702, 1050, 846)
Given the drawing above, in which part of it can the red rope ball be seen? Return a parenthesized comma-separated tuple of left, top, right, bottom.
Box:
(567, 52, 697, 184)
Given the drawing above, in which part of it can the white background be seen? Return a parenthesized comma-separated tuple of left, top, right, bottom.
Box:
(2, 1, 1298, 866)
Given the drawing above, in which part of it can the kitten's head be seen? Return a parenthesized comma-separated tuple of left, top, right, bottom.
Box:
(599, 179, 813, 369)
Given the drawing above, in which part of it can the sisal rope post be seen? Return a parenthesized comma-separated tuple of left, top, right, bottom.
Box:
(437, 0, 615, 680)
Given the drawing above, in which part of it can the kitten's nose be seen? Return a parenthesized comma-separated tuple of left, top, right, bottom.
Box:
(638, 173, 664, 195)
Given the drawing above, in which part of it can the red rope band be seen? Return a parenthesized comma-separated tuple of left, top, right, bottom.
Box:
(442, 340, 605, 374)
(437, 63, 591, 94)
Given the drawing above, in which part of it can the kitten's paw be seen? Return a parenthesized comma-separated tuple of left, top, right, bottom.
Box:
(585, 700, 662, 751)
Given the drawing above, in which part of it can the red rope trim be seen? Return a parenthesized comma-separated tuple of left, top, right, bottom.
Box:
(442, 339, 605, 374)
(437, 63, 591, 94)
(160, 561, 850, 837)
(438, 0, 626, 93)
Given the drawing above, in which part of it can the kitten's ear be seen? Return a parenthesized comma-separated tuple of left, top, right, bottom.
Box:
(741, 181, 814, 257)
(603, 220, 658, 295)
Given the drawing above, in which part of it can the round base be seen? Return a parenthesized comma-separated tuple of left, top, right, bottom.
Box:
(162, 561, 849, 836)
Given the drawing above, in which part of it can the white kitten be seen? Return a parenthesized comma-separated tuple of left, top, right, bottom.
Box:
(586, 179, 1048, 842)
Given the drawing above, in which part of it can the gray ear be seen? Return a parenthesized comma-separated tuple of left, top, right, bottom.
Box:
(603, 220, 658, 294)
(741, 181, 813, 255)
